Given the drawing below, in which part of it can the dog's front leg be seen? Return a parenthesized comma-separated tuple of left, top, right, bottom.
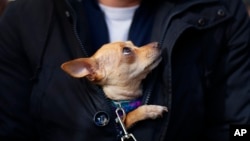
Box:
(125, 105, 168, 129)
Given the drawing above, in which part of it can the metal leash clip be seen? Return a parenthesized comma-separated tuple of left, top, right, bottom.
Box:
(115, 107, 137, 141)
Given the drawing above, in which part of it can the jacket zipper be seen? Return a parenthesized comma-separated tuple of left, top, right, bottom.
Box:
(64, 2, 115, 128)
(143, 70, 160, 105)
(64, 0, 89, 57)
(64, 1, 120, 140)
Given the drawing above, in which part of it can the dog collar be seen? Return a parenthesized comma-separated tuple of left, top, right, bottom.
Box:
(111, 97, 142, 114)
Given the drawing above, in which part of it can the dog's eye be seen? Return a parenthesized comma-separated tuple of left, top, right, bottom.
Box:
(122, 47, 132, 55)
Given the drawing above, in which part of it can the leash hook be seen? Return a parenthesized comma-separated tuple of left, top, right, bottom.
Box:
(115, 107, 137, 141)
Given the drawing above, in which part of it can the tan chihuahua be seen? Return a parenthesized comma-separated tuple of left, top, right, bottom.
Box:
(61, 41, 168, 129)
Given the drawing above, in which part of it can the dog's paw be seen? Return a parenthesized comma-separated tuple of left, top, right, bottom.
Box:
(141, 105, 168, 119)
(125, 105, 168, 128)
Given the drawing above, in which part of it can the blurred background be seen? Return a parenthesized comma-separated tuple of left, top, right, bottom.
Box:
(0, 0, 8, 16)
(243, 0, 250, 16)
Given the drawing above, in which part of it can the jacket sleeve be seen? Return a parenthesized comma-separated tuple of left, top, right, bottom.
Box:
(207, 0, 250, 140)
(0, 2, 37, 140)
(223, 0, 250, 125)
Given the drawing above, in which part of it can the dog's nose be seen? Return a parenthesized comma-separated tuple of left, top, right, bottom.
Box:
(153, 42, 158, 48)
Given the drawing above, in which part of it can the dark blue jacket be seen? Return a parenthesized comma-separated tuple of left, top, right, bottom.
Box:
(0, 0, 249, 141)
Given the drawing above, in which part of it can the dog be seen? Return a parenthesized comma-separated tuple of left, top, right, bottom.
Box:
(61, 41, 168, 129)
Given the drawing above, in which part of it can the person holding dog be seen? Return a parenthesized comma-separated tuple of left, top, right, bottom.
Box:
(0, 0, 249, 141)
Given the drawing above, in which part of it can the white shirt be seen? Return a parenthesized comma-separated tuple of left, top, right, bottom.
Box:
(99, 4, 139, 42)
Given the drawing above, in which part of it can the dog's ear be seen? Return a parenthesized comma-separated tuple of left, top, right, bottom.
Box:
(61, 58, 97, 79)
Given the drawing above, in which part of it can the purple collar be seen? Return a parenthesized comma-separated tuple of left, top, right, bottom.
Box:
(111, 97, 142, 113)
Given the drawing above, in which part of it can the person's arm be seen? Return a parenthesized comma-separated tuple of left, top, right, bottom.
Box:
(223, 0, 250, 125)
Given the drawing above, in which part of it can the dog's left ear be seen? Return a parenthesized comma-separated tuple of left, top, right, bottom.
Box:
(61, 58, 97, 80)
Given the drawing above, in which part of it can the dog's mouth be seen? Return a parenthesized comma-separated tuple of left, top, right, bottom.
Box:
(145, 55, 162, 71)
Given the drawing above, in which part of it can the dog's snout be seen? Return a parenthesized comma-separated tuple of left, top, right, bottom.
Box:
(147, 42, 159, 49)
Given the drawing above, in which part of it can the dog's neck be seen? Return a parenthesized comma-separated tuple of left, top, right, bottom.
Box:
(111, 96, 142, 114)
(102, 83, 142, 100)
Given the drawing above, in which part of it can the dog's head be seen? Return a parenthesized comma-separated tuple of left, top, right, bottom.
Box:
(61, 41, 162, 99)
